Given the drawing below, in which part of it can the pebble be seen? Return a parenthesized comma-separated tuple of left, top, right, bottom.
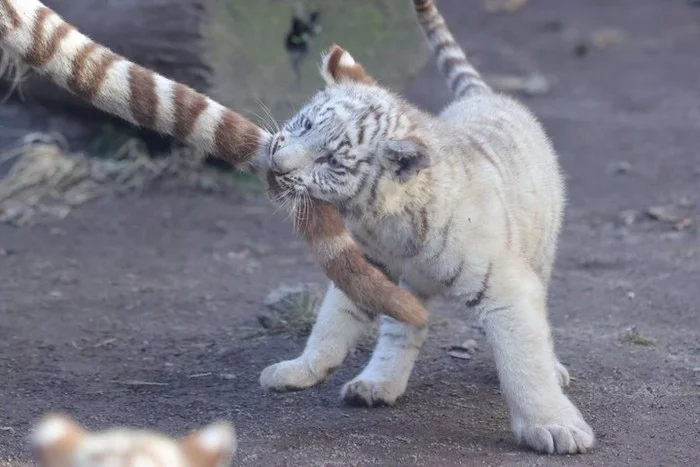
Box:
(461, 339, 479, 352)
(263, 283, 320, 314)
(448, 348, 472, 360)
(447, 339, 479, 360)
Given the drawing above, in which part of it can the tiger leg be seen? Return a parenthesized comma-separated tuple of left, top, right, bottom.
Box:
(480, 264, 594, 454)
(259, 282, 373, 391)
(342, 281, 429, 407)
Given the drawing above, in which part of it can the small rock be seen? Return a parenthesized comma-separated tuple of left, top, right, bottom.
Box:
(591, 28, 625, 49)
(621, 325, 655, 346)
(0, 200, 30, 224)
(675, 217, 694, 232)
(447, 347, 472, 360)
(660, 231, 684, 241)
(447, 339, 479, 360)
(626, 291, 636, 300)
(263, 283, 321, 314)
(646, 205, 683, 223)
(484, 0, 528, 13)
(208, 221, 228, 235)
(257, 315, 276, 330)
(574, 43, 590, 57)
(617, 210, 638, 226)
(0, 248, 15, 257)
(678, 197, 695, 209)
(461, 339, 479, 352)
(226, 249, 251, 261)
(611, 161, 632, 174)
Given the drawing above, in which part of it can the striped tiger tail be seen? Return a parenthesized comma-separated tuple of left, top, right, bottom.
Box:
(0, 0, 429, 327)
(412, 0, 491, 98)
(0, 0, 264, 169)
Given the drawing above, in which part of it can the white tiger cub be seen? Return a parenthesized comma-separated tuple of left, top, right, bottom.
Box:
(260, 0, 594, 455)
(31, 413, 235, 467)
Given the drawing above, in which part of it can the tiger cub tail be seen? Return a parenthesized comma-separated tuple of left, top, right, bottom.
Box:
(412, 0, 491, 98)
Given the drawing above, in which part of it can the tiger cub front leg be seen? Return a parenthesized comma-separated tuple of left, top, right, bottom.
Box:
(342, 281, 429, 407)
(342, 315, 428, 407)
(260, 283, 373, 392)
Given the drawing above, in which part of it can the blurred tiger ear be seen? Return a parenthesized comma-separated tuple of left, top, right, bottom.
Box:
(180, 422, 236, 467)
(320, 44, 377, 86)
(31, 413, 87, 467)
(384, 135, 431, 182)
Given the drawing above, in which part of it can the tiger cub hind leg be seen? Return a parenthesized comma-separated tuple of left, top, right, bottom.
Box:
(260, 283, 373, 391)
(479, 264, 594, 454)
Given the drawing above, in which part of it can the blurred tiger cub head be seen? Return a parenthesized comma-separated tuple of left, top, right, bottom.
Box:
(31, 413, 236, 467)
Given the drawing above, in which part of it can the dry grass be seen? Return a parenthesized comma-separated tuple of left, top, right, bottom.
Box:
(258, 287, 321, 336)
(0, 132, 258, 226)
(621, 325, 656, 347)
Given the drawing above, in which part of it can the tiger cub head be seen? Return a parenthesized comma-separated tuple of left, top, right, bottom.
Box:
(31, 413, 236, 467)
(267, 44, 430, 214)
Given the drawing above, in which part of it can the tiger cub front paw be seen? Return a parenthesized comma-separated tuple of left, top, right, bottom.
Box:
(259, 358, 330, 392)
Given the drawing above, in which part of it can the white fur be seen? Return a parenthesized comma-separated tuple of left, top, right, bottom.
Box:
(263, 71, 594, 455)
(76, 431, 184, 467)
(198, 423, 235, 454)
(33, 416, 69, 446)
(338, 51, 356, 67)
(342, 302, 428, 406)
(319, 51, 335, 85)
(319, 48, 358, 86)
(153, 74, 177, 135)
(93, 59, 135, 123)
(46, 28, 92, 89)
(30, 416, 236, 467)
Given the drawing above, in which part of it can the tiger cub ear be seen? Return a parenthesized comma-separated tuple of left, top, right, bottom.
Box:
(384, 135, 431, 183)
(180, 421, 237, 467)
(320, 44, 377, 86)
(31, 413, 87, 467)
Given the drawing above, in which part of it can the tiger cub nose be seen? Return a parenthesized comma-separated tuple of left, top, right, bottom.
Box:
(271, 134, 286, 155)
(270, 157, 285, 175)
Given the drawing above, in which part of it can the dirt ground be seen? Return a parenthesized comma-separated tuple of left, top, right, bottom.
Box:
(1, 0, 699, 465)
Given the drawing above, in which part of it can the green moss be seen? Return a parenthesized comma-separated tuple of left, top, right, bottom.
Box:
(204, 0, 428, 122)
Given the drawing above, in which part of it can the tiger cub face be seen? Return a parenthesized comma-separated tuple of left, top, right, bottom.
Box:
(31, 414, 236, 467)
(267, 46, 430, 212)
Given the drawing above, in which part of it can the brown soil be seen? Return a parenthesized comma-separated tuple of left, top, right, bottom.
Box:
(1, 0, 699, 465)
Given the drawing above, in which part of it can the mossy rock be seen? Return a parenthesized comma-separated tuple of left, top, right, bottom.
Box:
(204, 0, 429, 123)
